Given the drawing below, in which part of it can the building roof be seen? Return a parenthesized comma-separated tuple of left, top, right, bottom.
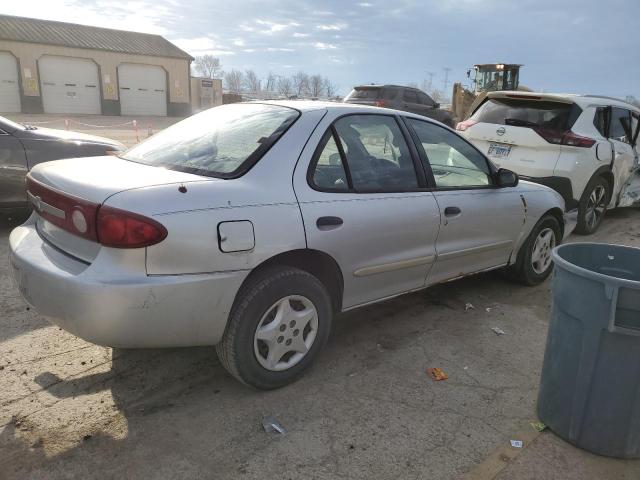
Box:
(0, 15, 193, 60)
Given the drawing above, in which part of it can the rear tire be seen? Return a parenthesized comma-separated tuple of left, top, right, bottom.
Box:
(575, 176, 610, 235)
(511, 215, 561, 286)
(216, 266, 332, 390)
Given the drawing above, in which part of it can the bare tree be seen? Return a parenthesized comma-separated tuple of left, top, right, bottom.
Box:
(224, 69, 244, 94)
(277, 76, 293, 97)
(323, 77, 338, 98)
(292, 71, 309, 97)
(244, 69, 261, 93)
(194, 55, 223, 78)
(309, 74, 324, 98)
(265, 72, 277, 92)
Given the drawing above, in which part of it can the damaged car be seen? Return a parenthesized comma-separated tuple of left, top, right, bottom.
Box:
(457, 92, 640, 234)
(10, 102, 571, 389)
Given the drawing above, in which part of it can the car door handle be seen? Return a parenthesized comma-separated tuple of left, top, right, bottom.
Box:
(444, 206, 461, 217)
(316, 216, 343, 230)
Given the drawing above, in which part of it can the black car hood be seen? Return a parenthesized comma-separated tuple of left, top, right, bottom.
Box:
(13, 126, 123, 148)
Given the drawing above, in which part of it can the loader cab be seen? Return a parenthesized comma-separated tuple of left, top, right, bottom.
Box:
(468, 64, 522, 94)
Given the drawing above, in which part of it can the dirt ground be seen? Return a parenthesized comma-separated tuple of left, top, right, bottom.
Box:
(2, 207, 640, 479)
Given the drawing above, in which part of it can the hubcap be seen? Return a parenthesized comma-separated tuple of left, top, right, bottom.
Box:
(531, 227, 556, 275)
(253, 295, 318, 371)
(585, 185, 607, 230)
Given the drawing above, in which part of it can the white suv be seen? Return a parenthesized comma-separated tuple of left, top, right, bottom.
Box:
(457, 92, 640, 234)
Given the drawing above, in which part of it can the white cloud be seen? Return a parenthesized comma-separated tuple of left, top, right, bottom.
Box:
(314, 42, 338, 50)
(266, 47, 295, 52)
(358, 2, 373, 6)
(316, 23, 347, 31)
(293, 32, 310, 38)
(312, 10, 334, 16)
(255, 19, 300, 34)
(173, 37, 235, 56)
(233, 39, 245, 46)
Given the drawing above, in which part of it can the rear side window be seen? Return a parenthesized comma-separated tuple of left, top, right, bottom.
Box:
(310, 115, 419, 192)
(346, 87, 382, 100)
(403, 90, 418, 103)
(471, 98, 580, 131)
(609, 107, 632, 143)
(593, 107, 609, 137)
(418, 92, 435, 106)
(122, 103, 299, 178)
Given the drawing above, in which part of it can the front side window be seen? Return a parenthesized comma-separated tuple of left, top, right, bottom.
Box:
(407, 118, 492, 188)
(121, 103, 299, 178)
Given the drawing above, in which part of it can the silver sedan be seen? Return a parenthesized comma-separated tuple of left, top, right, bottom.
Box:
(9, 102, 573, 389)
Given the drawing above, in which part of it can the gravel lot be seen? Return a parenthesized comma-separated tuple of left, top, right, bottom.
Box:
(2, 207, 640, 479)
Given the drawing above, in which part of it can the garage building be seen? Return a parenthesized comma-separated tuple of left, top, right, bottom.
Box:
(0, 15, 193, 116)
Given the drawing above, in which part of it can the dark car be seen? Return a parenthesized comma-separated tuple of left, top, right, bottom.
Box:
(344, 85, 455, 127)
(0, 116, 124, 210)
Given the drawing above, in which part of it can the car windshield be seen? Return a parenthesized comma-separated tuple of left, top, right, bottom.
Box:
(471, 98, 577, 131)
(121, 103, 300, 178)
(346, 88, 382, 100)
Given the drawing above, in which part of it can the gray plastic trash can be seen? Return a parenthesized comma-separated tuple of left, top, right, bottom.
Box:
(538, 243, 640, 459)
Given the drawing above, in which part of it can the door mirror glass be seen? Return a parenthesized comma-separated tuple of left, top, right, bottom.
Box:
(497, 168, 518, 188)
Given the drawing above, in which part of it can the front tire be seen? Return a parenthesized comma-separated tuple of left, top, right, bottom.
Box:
(511, 215, 561, 286)
(575, 176, 610, 235)
(216, 267, 332, 390)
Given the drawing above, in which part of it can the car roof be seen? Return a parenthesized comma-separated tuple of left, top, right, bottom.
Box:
(486, 91, 640, 112)
(254, 99, 443, 123)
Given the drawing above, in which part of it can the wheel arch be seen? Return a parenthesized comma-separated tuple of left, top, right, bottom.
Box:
(238, 249, 344, 313)
(591, 165, 614, 198)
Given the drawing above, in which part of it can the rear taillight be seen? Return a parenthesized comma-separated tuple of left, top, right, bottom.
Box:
(26, 176, 99, 241)
(456, 119, 477, 131)
(97, 205, 167, 248)
(375, 100, 386, 108)
(534, 129, 596, 148)
(26, 176, 167, 248)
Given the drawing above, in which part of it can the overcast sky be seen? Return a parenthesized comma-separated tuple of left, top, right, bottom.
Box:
(3, 0, 639, 98)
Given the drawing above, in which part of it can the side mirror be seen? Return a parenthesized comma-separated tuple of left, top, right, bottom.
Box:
(433, 102, 440, 109)
(466, 69, 471, 78)
(497, 168, 518, 188)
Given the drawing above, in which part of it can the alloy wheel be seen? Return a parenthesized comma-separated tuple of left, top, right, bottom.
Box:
(585, 185, 607, 231)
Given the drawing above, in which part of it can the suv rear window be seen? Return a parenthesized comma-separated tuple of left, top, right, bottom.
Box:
(346, 87, 383, 100)
(121, 103, 299, 178)
(471, 98, 580, 130)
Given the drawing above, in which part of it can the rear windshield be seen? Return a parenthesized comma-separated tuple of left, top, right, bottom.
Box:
(121, 103, 299, 178)
(346, 87, 383, 100)
(470, 98, 579, 130)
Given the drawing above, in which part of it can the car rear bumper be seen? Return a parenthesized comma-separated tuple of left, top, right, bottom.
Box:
(519, 175, 577, 211)
(9, 222, 247, 348)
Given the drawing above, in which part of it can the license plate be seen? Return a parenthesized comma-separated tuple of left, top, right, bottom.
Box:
(487, 142, 512, 158)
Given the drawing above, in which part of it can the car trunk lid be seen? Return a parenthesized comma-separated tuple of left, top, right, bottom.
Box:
(27, 156, 207, 262)
(461, 95, 582, 177)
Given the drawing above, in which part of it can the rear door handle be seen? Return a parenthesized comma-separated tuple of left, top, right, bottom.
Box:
(316, 216, 343, 230)
(444, 206, 461, 217)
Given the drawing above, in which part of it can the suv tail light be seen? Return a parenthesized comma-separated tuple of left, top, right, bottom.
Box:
(534, 129, 596, 148)
(456, 119, 477, 131)
(375, 100, 386, 108)
(26, 176, 167, 248)
(97, 206, 167, 248)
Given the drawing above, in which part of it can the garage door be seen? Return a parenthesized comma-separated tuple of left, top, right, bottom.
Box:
(118, 64, 167, 116)
(39, 56, 101, 114)
(0, 52, 21, 113)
